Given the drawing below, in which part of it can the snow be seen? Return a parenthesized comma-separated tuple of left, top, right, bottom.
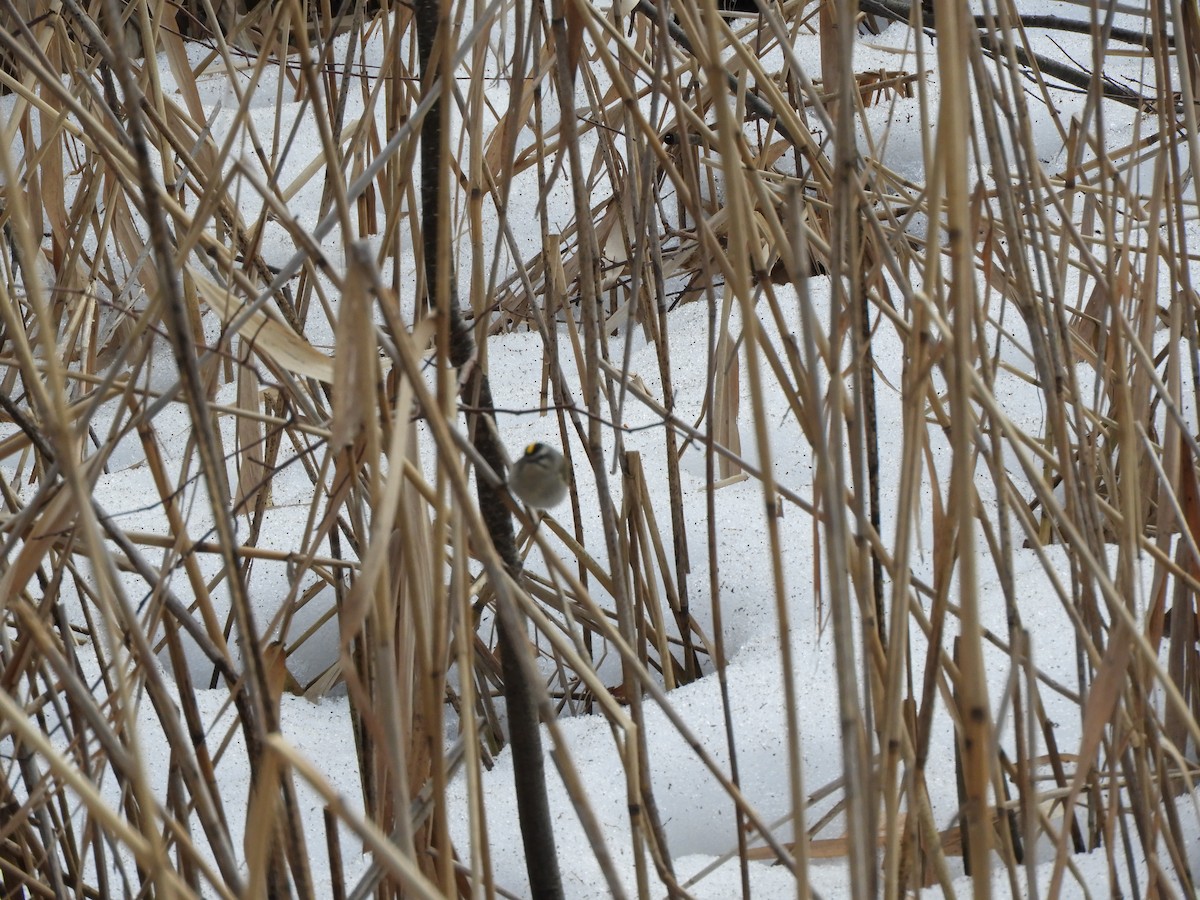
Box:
(2, 1, 1196, 898)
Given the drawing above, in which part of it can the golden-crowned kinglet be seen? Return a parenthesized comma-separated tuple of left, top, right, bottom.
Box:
(509, 442, 570, 509)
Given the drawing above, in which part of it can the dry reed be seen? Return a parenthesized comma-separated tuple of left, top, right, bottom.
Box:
(0, 0, 1197, 898)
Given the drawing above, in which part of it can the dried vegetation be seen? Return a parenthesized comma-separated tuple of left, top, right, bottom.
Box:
(1, 0, 1198, 897)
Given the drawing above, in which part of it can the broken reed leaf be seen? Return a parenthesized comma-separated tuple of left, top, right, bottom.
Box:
(234, 337, 267, 512)
(330, 245, 378, 452)
(191, 267, 338, 383)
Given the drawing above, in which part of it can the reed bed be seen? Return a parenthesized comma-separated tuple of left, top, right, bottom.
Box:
(0, 0, 1197, 897)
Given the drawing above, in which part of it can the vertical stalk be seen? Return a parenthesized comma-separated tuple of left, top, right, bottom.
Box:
(933, 0, 994, 893)
(413, 0, 563, 895)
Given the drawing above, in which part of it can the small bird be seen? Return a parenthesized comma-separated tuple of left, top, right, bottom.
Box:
(508, 442, 570, 509)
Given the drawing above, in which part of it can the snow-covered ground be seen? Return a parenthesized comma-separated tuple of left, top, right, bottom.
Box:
(2, 1, 1197, 897)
